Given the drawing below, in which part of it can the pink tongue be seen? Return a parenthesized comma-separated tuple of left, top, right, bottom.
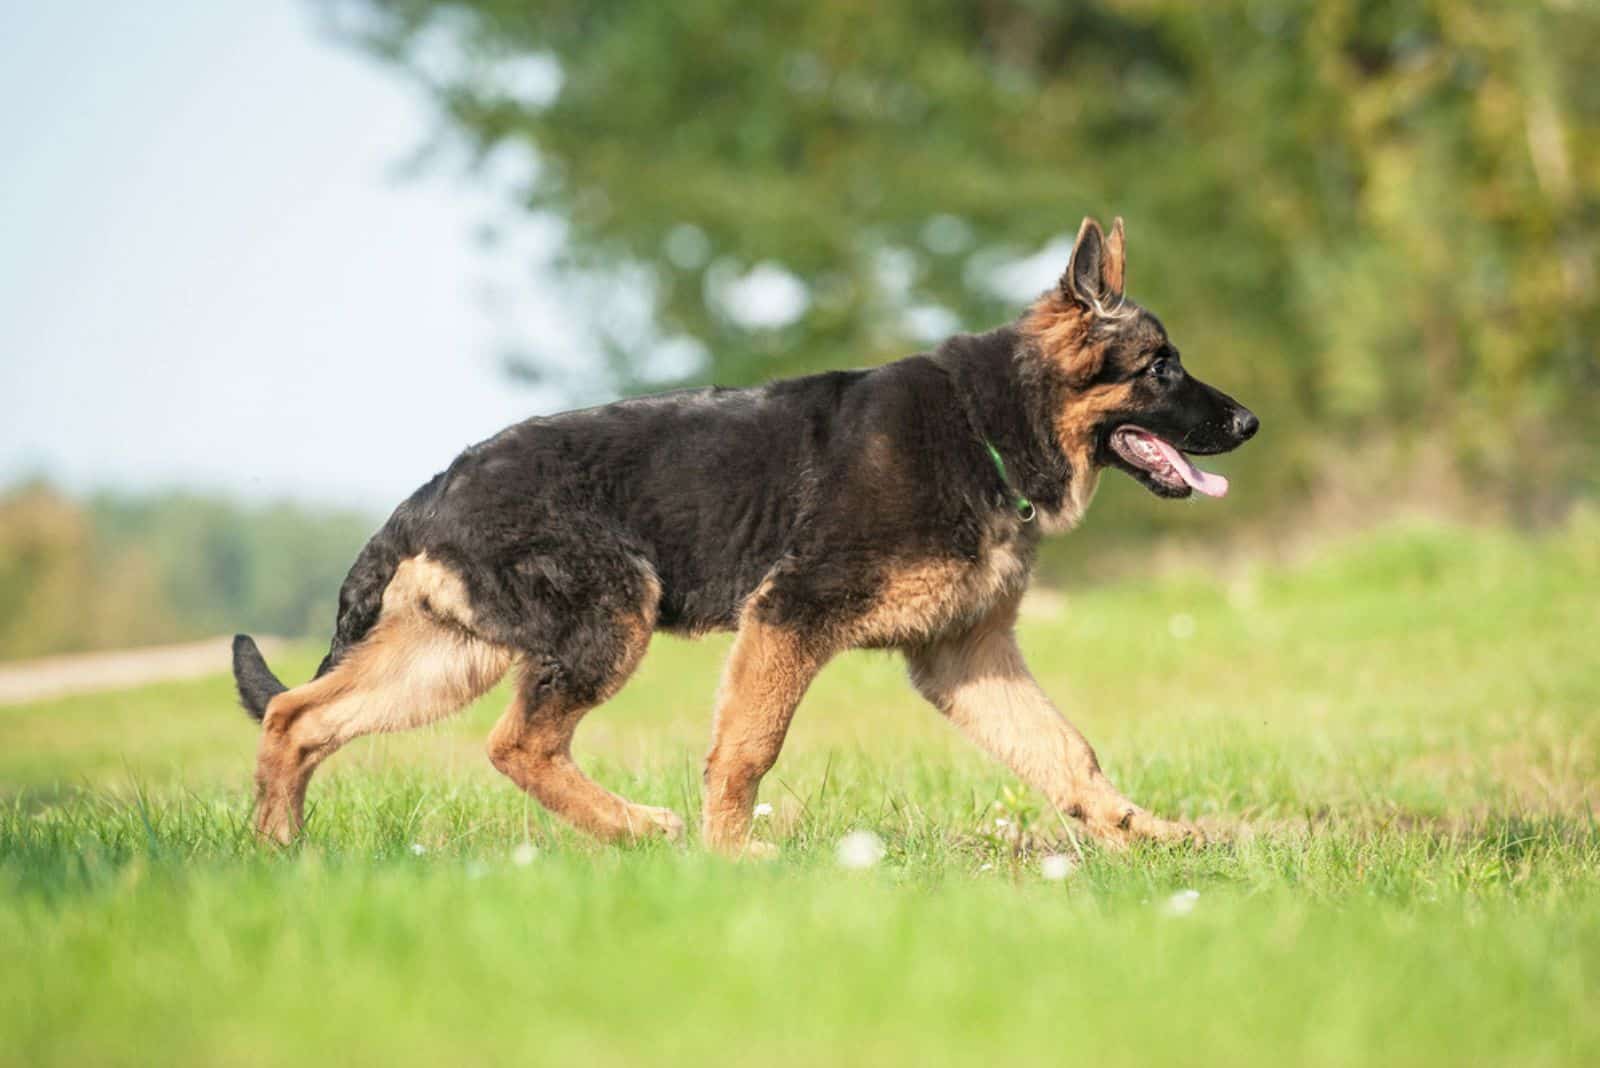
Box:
(1147, 436, 1229, 498)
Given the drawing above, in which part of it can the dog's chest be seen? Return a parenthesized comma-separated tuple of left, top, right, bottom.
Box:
(846, 530, 1034, 648)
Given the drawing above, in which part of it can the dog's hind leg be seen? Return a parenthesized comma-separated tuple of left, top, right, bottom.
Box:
(253, 555, 514, 844)
(906, 595, 1200, 848)
(485, 564, 683, 843)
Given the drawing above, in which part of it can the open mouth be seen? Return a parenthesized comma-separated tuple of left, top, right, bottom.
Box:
(1108, 426, 1229, 499)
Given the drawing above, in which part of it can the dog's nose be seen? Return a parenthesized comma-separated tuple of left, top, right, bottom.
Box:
(1231, 408, 1259, 441)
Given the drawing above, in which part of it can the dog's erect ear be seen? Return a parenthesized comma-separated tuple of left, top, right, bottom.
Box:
(1102, 216, 1126, 299)
(1061, 216, 1129, 310)
(1062, 217, 1107, 308)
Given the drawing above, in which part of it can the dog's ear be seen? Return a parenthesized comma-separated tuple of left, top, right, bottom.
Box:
(1102, 216, 1126, 300)
(1061, 216, 1108, 308)
(1061, 216, 1128, 307)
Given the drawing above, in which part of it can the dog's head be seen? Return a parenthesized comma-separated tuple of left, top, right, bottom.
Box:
(1022, 216, 1258, 500)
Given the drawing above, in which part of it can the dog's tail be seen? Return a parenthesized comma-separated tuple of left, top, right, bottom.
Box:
(232, 634, 288, 722)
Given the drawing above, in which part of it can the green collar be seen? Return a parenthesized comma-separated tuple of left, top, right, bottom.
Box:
(983, 440, 1036, 523)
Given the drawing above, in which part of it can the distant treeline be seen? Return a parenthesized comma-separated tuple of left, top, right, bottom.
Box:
(0, 481, 375, 661)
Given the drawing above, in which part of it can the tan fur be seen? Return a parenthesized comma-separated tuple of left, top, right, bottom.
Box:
(1051, 378, 1136, 508)
(906, 594, 1199, 847)
(699, 533, 1032, 855)
(1034, 466, 1102, 535)
(484, 567, 683, 843)
(844, 530, 1031, 649)
(1022, 298, 1103, 387)
(1102, 216, 1127, 296)
(614, 563, 662, 655)
(1019, 290, 1144, 533)
(389, 550, 478, 626)
(701, 605, 827, 855)
(1051, 380, 1136, 445)
(253, 554, 514, 844)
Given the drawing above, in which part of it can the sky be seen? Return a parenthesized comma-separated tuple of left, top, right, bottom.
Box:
(0, 1, 582, 509)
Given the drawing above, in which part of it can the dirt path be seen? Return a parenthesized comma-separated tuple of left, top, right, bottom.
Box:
(0, 637, 286, 706)
(0, 591, 1072, 707)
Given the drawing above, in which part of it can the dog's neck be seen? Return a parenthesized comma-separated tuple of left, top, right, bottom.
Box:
(935, 326, 1087, 528)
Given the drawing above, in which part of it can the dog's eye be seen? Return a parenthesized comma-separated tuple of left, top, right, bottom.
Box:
(1147, 357, 1170, 378)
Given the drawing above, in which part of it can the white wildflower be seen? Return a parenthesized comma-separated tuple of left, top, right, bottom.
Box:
(836, 830, 885, 870)
(511, 842, 538, 867)
(1163, 888, 1201, 916)
(1040, 853, 1075, 881)
(994, 817, 1010, 828)
(753, 802, 773, 818)
(1167, 612, 1197, 640)
(409, 842, 427, 856)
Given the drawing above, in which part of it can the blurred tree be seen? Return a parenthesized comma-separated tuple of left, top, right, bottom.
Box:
(321, 0, 1598, 537)
(88, 492, 376, 641)
(0, 483, 100, 658)
(0, 483, 172, 659)
(0, 483, 375, 660)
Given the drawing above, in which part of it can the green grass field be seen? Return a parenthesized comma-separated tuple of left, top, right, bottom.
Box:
(3, 519, 1598, 1066)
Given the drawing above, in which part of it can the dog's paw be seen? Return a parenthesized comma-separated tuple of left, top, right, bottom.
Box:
(254, 806, 300, 847)
(625, 804, 686, 843)
(1086, 805, 1206, 850)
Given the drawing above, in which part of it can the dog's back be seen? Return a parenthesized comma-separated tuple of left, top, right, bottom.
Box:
(235, 353, 974, 712)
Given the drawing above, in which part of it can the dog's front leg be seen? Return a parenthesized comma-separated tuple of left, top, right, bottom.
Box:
(702, 615, 827, 856)
(906, 598, 1200, 847)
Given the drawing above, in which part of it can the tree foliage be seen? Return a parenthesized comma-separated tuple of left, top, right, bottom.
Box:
(0, 483, 374, 660)
(325, 0, 1598, 528)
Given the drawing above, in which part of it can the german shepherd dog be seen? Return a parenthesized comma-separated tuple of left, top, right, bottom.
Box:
(233, 217, 1257, 853)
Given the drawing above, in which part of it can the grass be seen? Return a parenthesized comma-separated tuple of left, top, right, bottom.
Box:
(3, 517, 1598, 1066)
